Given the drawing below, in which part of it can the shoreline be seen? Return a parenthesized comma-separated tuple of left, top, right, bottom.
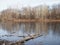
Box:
(1, 19, 60, 23)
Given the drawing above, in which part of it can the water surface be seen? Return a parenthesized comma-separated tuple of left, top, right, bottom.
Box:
(0, 22, 60, 45)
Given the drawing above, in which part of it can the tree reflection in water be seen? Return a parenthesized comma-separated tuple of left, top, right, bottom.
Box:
(0, 22, 48, 36)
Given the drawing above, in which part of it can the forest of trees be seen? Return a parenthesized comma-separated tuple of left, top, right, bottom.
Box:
(0, 4, 60, 21)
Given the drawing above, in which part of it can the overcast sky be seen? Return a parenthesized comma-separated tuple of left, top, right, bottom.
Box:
(0, 0, 60, 11)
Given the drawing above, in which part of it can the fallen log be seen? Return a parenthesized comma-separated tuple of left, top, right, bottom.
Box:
(14, 34, 42, 44)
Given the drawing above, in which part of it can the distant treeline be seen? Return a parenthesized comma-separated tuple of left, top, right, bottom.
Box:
(0, 4, 60, 21)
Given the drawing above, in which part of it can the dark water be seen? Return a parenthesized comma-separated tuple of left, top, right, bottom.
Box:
(0, 22, 60, 45)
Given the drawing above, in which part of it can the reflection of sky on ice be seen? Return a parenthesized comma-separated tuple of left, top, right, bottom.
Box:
(0, 29, 8, 35)
(0, 29, 23, 42)
(0, 0, 60, 11)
